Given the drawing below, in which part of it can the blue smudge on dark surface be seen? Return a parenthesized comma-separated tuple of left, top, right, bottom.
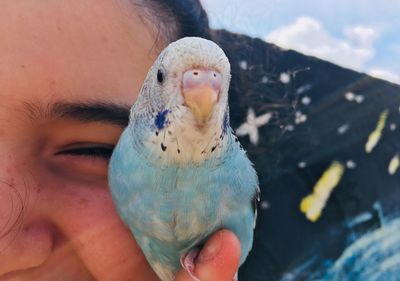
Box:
(155, 109, 170, 130)
(321, 217, 400, 281)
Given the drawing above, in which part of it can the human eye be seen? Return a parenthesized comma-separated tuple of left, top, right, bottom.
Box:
(56, 143, 114, 160)
(50, 142, 117, 182)
(54, 142, 115, 170)
(44, 122, 123, 183)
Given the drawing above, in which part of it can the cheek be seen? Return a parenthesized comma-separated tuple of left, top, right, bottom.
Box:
(0, 177, 25, 247)
(38, 179, 148, 280)
(54, 186, 129, 245)
(52, 185, 116, 224)
(33, 170, 116, 223)
(32, 171, 129, 247)
(0, 154, 117, 237)
(0, 157, 31, 235)
(1, 136, 150, 275)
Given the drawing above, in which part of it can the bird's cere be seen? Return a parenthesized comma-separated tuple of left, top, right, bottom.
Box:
(182, 69, 222, 92)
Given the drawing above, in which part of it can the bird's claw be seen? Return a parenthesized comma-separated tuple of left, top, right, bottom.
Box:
(181, 250, 238, 281)
(180, 248, 201, 281)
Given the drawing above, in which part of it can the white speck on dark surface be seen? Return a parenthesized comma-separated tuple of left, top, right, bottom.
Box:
(390, 123, 397, 131)
(338, 123, 350, 135)
(280, 72, 291, 84)
(285, 124, 295, 131)
(346, 160, 357, 169)
(301, 96, 311, 105)
(345, 92, 355, 101)
(239, 60, 248, 70)
(298, 161, 307, 168)
(261, 201, 270, 210)
(344, 92, 364, 104)
(261, 76, 268, 83)
(295, 111, 307, 124)
(296, 84, 312, 94)
(355, 95, 364, 104)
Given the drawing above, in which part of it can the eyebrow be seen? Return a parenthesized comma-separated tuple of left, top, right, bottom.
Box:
(24, 101, 131, 127)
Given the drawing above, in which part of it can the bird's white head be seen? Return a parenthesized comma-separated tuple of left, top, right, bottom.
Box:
(129, 37, 232, 164)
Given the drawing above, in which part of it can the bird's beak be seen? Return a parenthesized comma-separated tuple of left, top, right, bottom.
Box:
(182, 69, 222, 125)
(183, 85, 219, 125)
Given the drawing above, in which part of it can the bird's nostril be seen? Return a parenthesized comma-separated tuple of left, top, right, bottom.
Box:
(182, 69, 222, 92)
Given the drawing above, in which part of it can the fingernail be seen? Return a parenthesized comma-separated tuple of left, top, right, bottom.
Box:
(197, 232, 223, 263)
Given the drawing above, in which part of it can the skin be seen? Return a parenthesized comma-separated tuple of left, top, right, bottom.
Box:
(0, 1, 240, 281)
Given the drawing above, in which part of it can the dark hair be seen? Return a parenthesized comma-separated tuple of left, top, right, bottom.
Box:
(164, 0, 210, 39)
(132, 0, 211, 46)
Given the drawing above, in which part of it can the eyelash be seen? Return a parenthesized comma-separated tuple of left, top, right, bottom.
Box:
(57, 146, 114, 159)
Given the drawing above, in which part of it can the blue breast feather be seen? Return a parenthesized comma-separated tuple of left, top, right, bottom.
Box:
(109, 129, 258, 273)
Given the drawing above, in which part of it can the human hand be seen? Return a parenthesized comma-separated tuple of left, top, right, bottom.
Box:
(174, 230, 241, 281)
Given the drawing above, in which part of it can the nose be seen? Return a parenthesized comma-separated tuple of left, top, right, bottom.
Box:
(182, 69, 222, 125)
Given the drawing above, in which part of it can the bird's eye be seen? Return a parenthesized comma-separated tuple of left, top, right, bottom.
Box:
(157, 69, 164, 83)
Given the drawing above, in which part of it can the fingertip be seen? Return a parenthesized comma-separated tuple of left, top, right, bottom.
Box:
(175, 230, 240, 281)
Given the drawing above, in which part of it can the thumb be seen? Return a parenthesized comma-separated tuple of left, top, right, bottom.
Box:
(175, 230, 241, 281)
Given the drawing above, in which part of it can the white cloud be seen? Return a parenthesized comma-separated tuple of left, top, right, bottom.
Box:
(368, 68, 400, 84)
(266, 17, 378, 71)
(343, 25, 378, 47)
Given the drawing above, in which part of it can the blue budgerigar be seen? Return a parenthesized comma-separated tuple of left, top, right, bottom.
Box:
(109, 37, 259, 281)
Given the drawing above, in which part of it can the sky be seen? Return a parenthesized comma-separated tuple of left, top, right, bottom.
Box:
(201, 0, 400, 84)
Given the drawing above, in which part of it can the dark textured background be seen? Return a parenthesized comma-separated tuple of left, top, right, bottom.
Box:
(211, 29, 400, 280)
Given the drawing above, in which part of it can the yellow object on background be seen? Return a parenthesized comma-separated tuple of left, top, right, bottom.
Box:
(365, 109, 389, 154)
(300, 161, 345, 222)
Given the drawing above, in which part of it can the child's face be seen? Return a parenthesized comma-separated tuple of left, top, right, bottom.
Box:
(0, 0, 160, 280)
